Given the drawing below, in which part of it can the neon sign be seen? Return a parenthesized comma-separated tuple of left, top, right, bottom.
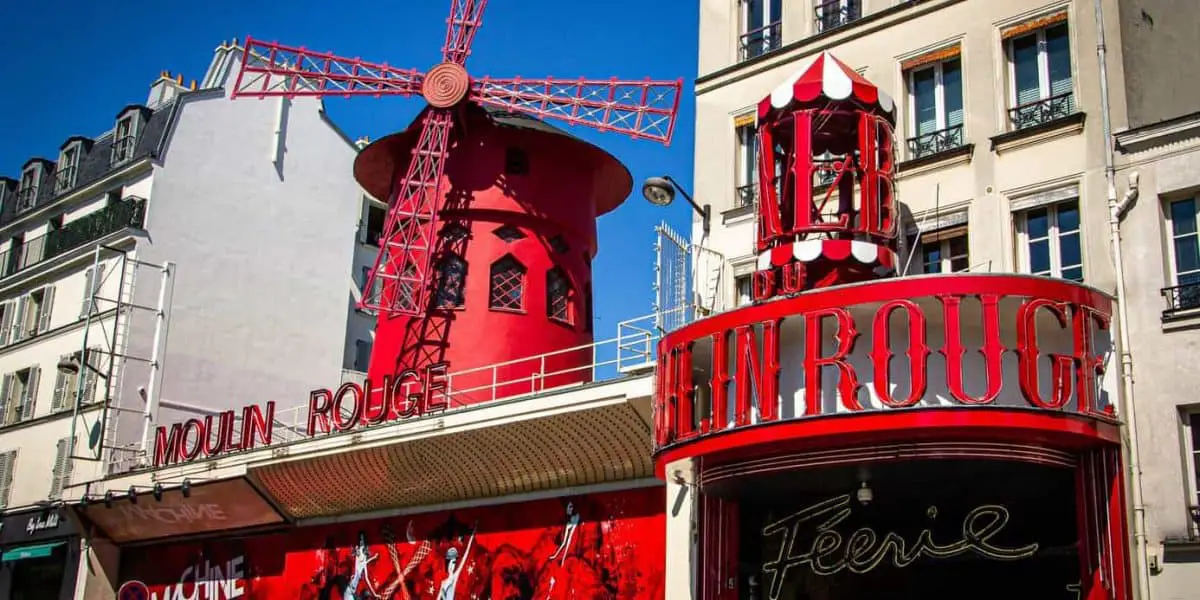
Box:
(760, 494, 1039, 600)
(151, 361, 450, 468)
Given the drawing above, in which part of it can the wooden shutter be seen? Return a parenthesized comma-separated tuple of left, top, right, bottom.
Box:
(51, 359, 69, 411)
(12, 296, 28, 342)
(0, 451, 15, 508)
(0, 302, 13, 347)
(80, 267, 93, 318)
(37, 286, 54, 332)
(50, 437, 73, 499)
(0, 374, 12, 426)
(82, 350, 100, 404)
(19, 367, 39, 421)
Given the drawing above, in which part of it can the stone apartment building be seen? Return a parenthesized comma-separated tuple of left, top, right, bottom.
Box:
(0, 41, 379, 597)
(691, 0, 1200, 597)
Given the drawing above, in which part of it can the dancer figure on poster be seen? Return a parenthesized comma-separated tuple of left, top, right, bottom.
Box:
(344, 531, 380, 600)
(438, 523, 477, 600)
(547, 502, 581, 565)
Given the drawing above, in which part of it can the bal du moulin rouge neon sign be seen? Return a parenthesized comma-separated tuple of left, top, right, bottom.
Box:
(760, 494, 1040, 600)
(152, 362, 449, 467)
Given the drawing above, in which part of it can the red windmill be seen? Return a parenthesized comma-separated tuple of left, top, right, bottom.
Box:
(231, 1, 682, 407)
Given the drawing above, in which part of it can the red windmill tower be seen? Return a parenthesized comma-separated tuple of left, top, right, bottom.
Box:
(231, 1, 681, 407)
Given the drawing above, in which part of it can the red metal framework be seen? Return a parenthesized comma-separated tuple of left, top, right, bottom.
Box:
(231, 2, 682, 317)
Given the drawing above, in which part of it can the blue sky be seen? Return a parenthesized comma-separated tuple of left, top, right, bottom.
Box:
(0, 0, 698, 340)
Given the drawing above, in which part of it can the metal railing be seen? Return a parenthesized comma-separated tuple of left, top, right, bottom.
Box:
(815, 0, 860, 33)
(4, 197, 146, 280)
(1009, 92, 1075, 130)
(739, 21, 782, 61)
(110, 136, 137, 165)
(55, 168, 77, 193)
(15, 186, 38, 213)
(1162, 282, 1200, 318)
(907, 124, 965, 159)
(735, 183, 758, 208)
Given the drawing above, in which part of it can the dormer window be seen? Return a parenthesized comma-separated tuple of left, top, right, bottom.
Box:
(56, 142, 83, 193)
(111, 106, 147, 166)
(17, 162, 44, 213)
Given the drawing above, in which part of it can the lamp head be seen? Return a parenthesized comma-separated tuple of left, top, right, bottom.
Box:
(641, 176, 675, 207)
(56, 356, 81, 376)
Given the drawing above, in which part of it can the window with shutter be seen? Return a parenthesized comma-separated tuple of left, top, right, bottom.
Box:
(11, 296, 28, 343)
(80, 267, 93, 318)
(50, 437, 74, 499)
(0, 302, 11, 347)
(0, 374, 11, 426)
(18, 367, 39, 421)
(37, 285, 54, 333)
(51, 362, 70, 412)
(0, 451, 15, 508)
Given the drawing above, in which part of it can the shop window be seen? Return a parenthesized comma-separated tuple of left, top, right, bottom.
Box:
(1005, 16, 1074, 130)
(489, 255, 526, 311)
(546, 267, 572, 324)
(435, 253, 467, 309)
(1015, 199, 1082, 282)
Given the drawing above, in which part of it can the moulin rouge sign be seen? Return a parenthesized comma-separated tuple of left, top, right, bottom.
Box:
(653, 276, 1115, 448)
(153, 362, 450, 467)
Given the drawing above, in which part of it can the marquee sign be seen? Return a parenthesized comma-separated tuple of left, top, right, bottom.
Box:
(653, 275, 1116, 452)
(152, 362, 450, 468)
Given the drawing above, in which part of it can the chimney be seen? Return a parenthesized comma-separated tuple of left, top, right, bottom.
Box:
(147, 70, 188, 107)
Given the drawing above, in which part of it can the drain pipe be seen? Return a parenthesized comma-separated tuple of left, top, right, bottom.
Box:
(1094, 0, 1151, 597)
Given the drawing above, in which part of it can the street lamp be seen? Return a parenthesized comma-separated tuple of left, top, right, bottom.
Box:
(56, 352, 107, 379)
(642, 175, 711, 236)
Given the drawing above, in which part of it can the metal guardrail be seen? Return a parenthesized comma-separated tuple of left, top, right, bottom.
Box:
(907, 124, 965, 159)
(1009, 92, 1075, 130)
(815, 0, 860, 33)
(1162, 282, 1200, 318)
(739, 21, 782, 61)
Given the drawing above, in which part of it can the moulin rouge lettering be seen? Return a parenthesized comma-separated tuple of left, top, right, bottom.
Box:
(760, 494, 1039, 600)
(653, 293, 1111, 446)
(152, 361, 450, 467)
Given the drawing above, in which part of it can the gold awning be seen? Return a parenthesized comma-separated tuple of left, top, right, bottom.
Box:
(1001, 11, 1068, 40)
(901, 44, 962, 72)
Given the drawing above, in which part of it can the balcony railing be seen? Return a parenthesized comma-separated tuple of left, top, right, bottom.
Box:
(55, 167, 77, 193)
(1009, 92, 1075, 130)
(739, 21, 782, 61)
(110, 136, 137, 165)
(15, 186, 39, 213)
(907, 124, 965, 160)
(735, 183, 758, 208)
(815, 0, 860, 33)
(4, 197, 146, 280)
(1162, 282, 1200, 318)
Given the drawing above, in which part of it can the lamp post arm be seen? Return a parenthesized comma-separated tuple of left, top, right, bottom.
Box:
(663, 176, 711, 236)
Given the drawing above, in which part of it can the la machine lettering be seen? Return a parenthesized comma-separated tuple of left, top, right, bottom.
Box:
(760, 494, 1039, 600)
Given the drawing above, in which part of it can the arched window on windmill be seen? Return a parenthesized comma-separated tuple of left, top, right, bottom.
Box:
(546, 267, 573, 325)
(489, 255, 526, 312)
(434, 253, 467, 309)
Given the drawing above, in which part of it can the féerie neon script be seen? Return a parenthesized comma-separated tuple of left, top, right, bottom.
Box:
(760, 494, 1039, 600)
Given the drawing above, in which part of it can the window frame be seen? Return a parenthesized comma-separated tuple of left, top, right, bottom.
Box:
(814, 0, 859, 34)
(1166, 196, 1200, 286)
(1181, 408, 1200, 537)
(17, 163, 42, 213)
(56, 143, 81, 192)
(545, 267, 574, 325)
(734, 274, 753, 307)
(488, 255, 527, 313)
(904, 57, 965, 158)
(434, 253, 468, 310)
(1015, 199, 1083, 281)
(912, 227, 971, 274)
(111, 113, 140, 166)
(738, 0, 782, 61)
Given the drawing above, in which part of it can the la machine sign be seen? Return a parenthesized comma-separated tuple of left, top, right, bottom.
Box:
(152, 362, 450, 467)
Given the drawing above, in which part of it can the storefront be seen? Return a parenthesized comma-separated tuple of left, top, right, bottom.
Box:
(0, 505, 81, 600)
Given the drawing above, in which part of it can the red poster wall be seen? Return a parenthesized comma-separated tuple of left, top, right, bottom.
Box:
(117, 485, 665, 600)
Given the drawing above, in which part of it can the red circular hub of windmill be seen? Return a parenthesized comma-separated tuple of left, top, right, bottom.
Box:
(422, 62, 470, 108)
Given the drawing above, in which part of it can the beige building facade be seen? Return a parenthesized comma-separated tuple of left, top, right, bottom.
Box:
(689, 0, 1200, 598)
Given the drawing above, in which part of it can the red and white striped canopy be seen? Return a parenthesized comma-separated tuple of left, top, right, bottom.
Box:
(757, 51, 895, 121)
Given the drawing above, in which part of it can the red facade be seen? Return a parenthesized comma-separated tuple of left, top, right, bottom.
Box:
(117, 486, 664, 600)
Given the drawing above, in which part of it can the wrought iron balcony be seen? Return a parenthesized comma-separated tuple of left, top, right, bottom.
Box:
(907, 124, 965, 160)
(739, 21, 782, 61)
(1009, 92, 1075, 131)
(4, 197, 146, 279)
(110, 136, 137, 165)
(735, 183, 758, 208)
(1162, 281, 1200, 318)
(815, 0, 860, 33)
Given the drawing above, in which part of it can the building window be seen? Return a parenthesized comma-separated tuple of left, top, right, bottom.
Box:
(0, 450, 15, 509)
(81, 263, 105, 318)
(489, 255, 526, 311)
(546, 267, 573, 324)
(735, 120, 758, 208)
(493, 225, 526, 243)
(735, 274, 753, 307)
(9, 286, 56, 344)
(1016, 200, 1082, 282)
(1164, 197, 1200, 315)
(17, 164, 40, 213)
(915, 227, 970, 274)
(111, 115, 138, 165)
(739, 0, 782, 61)
(56, 145, 81, 192)
(0, 367, 40, 426)
(815, 0, 860, 34)
(1182, 410, 1200, 534)
(362, 203, 386, 246)
(434, 254, 467, 309)
(49, 436, 75, 500)
(52, 349, 100, 411)
(353, 340, 372, 372)
(905, 56, 965, 159)
(1005, 19, 1074, 130)
(504, 147, 529, 175)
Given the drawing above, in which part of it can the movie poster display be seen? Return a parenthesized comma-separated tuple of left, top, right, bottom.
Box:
(117, 485, 664, 600)
(736, 459, 1080, 600)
